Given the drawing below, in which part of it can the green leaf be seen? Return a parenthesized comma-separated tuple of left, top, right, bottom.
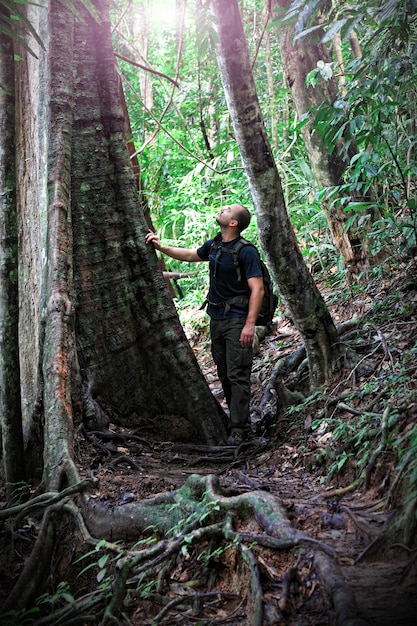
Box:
(322, 19, 347, 43)
(97, 568, 107, 583)
(98, 554, 109, 568)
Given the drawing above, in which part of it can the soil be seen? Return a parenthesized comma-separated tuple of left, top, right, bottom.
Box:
(68, 259, 417, 625)
(2, 259, 417, 625)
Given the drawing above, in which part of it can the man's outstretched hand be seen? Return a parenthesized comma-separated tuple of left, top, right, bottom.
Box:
(145, 229, 161, 250)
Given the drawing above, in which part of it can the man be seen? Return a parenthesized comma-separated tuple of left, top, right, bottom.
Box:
(145, 204, 264, 445)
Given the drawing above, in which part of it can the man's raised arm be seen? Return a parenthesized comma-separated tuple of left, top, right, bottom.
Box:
(145, 229, 202, 262)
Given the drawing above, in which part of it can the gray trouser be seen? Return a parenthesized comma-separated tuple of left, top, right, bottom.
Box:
(210, 318, 253, 434)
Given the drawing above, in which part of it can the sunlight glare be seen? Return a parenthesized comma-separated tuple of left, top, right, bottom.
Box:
(149, 0, 179, 30)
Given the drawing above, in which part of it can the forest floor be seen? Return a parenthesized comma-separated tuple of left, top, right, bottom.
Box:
(2, 259, 417, 625)
(68, 257, 417, 625)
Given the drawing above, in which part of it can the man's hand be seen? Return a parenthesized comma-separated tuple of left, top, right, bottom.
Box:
(145, 229, 161, 250)
(240, 321, 256, 348)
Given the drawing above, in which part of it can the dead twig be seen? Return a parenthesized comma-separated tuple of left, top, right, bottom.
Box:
(322, 479, 361, 499)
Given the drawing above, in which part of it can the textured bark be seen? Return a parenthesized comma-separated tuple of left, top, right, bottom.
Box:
(69, 4, 226, 443)
(0, 18, 25, 490)
(13, 1, 48, 473)
(265, 30, 279, 152)
(8, 0, 227, 490)
(210, 0, 340, 386)
(272, 0, 379, 274)
(41, 0, 78, 488)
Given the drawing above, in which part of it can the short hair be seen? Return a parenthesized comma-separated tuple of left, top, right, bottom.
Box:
(232, 204, 251, 232)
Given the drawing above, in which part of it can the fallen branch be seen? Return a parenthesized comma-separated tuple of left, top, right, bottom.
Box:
(322, 479, 362, 499)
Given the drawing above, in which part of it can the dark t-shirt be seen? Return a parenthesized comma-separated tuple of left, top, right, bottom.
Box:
(197, 235, 263, 320)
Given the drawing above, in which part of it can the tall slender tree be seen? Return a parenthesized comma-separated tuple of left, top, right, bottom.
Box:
(209, 0, 341, 387)
(272, 0, 380, 276)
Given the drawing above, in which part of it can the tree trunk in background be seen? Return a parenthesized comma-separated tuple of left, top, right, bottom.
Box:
(350, 31, 362, 59)
(210, 0, 340, 387)
(132, 1, 154, 111)
(265, 31, 279, 152)
(272, 0, 379, 277)
(6, 0, 227, 488)
(0, 20, 26, 493)
(332, 32, 347, 96)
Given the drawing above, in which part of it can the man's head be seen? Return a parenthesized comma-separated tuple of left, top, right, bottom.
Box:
(216, 204, 251, 233)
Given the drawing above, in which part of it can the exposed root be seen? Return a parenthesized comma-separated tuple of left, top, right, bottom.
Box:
(241, 544, 263, 626)
(278, 563, 298, 613)
(313, 552, 370, 626)
(151, 591, 241, 624)
(364, 406, 390, 490)
(3, 509, 55, 612)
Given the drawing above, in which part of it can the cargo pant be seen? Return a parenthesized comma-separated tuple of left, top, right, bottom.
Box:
(210, 318, 253, 436)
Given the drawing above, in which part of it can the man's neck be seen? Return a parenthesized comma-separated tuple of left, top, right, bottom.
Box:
(220, 226, 240, 242)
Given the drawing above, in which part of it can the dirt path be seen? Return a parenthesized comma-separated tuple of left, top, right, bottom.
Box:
(74, 271, 417, 624)
(77, 417, 417, 625)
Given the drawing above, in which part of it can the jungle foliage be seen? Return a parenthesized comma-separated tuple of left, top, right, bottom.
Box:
(114, 0, 417, 290)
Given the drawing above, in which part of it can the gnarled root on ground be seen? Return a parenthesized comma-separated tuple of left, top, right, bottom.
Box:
(1, 473, 371, 625)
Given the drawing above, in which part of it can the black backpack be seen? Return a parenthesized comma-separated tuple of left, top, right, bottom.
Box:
(207, 234, 278, 327)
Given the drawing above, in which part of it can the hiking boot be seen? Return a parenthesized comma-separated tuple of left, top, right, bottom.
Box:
(226, 432, 245, 446)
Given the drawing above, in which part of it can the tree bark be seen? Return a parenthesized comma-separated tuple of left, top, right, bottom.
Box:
(209, 0, 340, 386)
(0, 14, 26, 492)
(6, 0, 227, 490)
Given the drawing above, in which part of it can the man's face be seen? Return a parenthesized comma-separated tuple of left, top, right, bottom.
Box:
(216, 205, 237, 227)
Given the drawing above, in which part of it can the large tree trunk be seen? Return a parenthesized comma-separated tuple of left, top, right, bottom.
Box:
(7, 0, 227, 488)
(272, 0, 380, 276)
(0, 15, 25, 492)
(209, 0, 340, 387)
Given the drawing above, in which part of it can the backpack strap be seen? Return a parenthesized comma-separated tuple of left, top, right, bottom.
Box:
(210, 234, 252, 282)
(229, 238, 247, 282)
(210, 233, 222, 278)
(203, 235, 256, 314)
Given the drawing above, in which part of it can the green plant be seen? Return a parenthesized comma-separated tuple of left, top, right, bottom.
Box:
(37, 582, 75, 610)
(75, 539, 124, 591)
(167, 496, 221, 539)
(5, 480, 30, 504)
(197, 534, 239, 566)
(133, 575, 157, 600)
(0, 607, 40, 626)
